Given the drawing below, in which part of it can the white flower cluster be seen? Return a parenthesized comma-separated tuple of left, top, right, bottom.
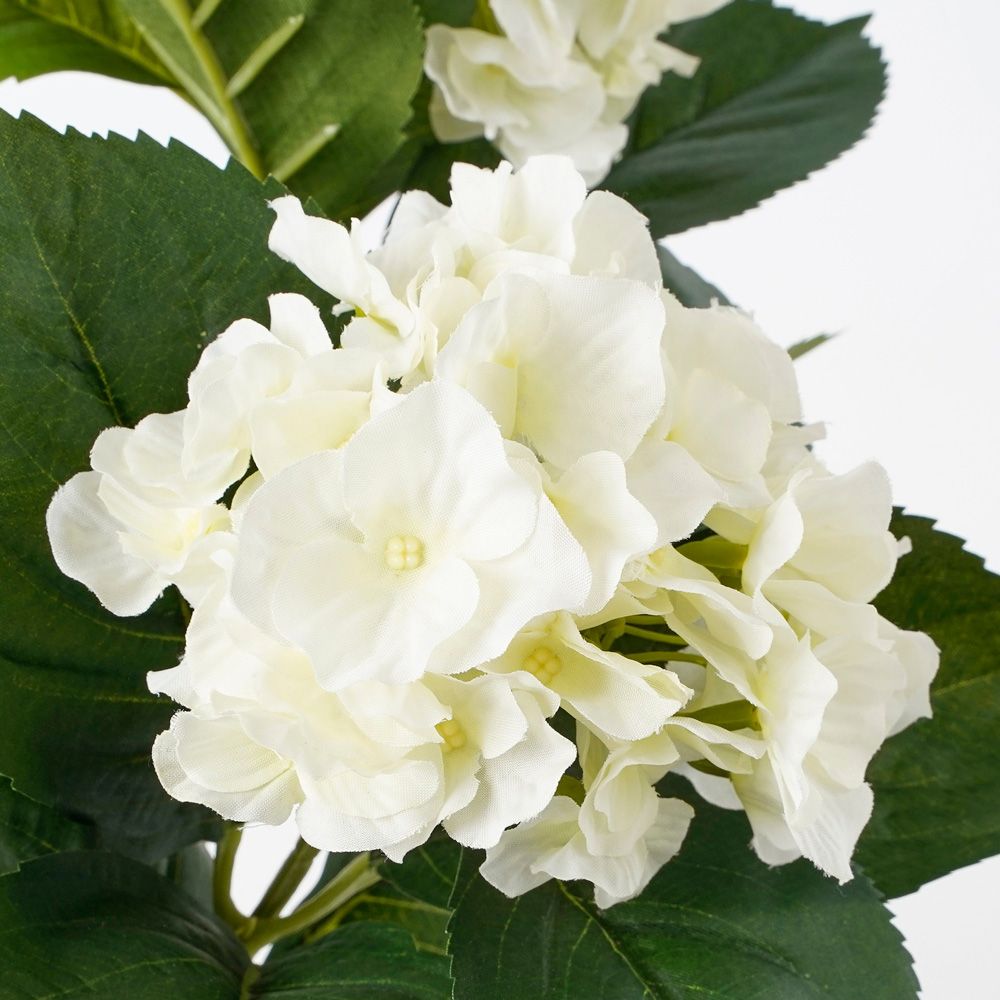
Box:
(425, 0, 730, 185)
(47, 157, 937, 907)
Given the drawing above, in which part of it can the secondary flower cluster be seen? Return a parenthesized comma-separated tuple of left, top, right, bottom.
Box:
(425, 0, 730, 184)
(47, 156, 937, 908)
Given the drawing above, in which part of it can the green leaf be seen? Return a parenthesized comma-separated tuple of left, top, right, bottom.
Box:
(115, 0, 425, 219)
(359, 77, 501, 219)
(0, 0, 173, 85)
(161, 841, 216, 911)
(413, 0, 474, 28)
(788, 332, 835, 360)
(858, 513, 1000, 898)
(605, 0, 886, 237)
(449, 798, 918, 999)
(278, 842, 460, 958)
(255, 921, 452, 999)
(316, 883, 453, 957)
(0, 850, 452, 998)
(0, 776, 92, 875)
(0, 851, 250, 997)
(0, 111, 333, 860)
(382, 837, 462, 912)
(657, 243, 730, 308)
(344, 840, 462, 954)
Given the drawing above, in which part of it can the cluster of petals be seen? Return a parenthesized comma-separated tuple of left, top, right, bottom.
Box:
(47, 155, 937, 907)
(424, 0, 731, 184)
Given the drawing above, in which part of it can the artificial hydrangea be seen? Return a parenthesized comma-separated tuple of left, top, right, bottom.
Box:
(47, 155, 937, 908)
(424, 0, 732, 184)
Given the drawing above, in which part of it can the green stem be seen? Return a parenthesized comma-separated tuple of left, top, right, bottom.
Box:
(622, 625, 687, 645)
(158, 0, 265, 177)
(631, 650, 708, 665)
(241, 852, 381, 954)
(213, 826, 245, 930)
(252, 838, 319, 919)
(682, 699, 760, 731)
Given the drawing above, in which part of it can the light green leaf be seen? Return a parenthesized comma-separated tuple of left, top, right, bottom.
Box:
(859, 512, 1000, 898)
(116, 0, 425, 218)
(606, 0, 886, 237)
(449, 795, 918, 999)
(0, 111, 333, 860)
(0, 776, 92, 875)
(0, 0, 172, 85)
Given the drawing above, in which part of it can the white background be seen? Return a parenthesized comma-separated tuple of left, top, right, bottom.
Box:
(1, 0, 997, 995)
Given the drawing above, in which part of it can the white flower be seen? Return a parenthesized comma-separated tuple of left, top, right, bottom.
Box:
(437, 271, 666, 469)
(425, 1, 729, 184)
(634, 296, 802, 515)
(507, 445, 657, 613)
(740, 463, 899, 605)
(151, 570, 575, 859)
(46, 410, 231, 615)
(152, 710, 305, 827)
(481, 772, 693, 908)
(296, 670, 574, 860)
(184, 292, 374, 485)
(232, 380, 590, 689)
(484, 612, 689, 741)
(425, 672, 576, 850)
(267, 158, 661, 383)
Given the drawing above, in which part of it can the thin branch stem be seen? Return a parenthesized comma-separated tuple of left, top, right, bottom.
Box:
(622, 625, 687, 646)
(213, 826, 245, 930)
(157, 0, 265, 177)
(241, 852, 381, 954)
(631, 650, 708, 666)
(253, 838, 320, 919)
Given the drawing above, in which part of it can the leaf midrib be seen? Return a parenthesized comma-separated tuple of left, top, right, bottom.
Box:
(12, 0, 177, 84)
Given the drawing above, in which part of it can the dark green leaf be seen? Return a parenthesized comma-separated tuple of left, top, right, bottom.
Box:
(0, 851, 249, 998)
(413, 0, 474, 28)
(0, 851, 452, 997)
(331, 882, 452, 956)
(859, 513, 1000, 898)
(0, 776, 92, 875)
(117, 0, 425, 220)
(0, 0, 172, 85)
(657, 243, 730, 307)
(0, 111, 333, 860)
(787, 332, 835, 360)
(340, 839, 462, 954)
(382, 837, 462, 912)
(161, 841, 217, 911)
(606, 0, 886, 236)
(450, 797, 917, 999)
(255, 921, 452, 999)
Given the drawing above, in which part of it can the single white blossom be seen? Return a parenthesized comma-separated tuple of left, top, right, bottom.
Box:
(231, 379, 590, 689)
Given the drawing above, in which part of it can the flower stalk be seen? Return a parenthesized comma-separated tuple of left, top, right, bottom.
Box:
(252, 838, 320, 920)
(239, 852, 381, 955)
(212, 825, 245, 931)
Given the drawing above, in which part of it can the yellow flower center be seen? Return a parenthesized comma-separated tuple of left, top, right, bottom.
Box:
(436, 718, 467, 752)
(522, 646, 562, 685)
(384, 534, 424, 571)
